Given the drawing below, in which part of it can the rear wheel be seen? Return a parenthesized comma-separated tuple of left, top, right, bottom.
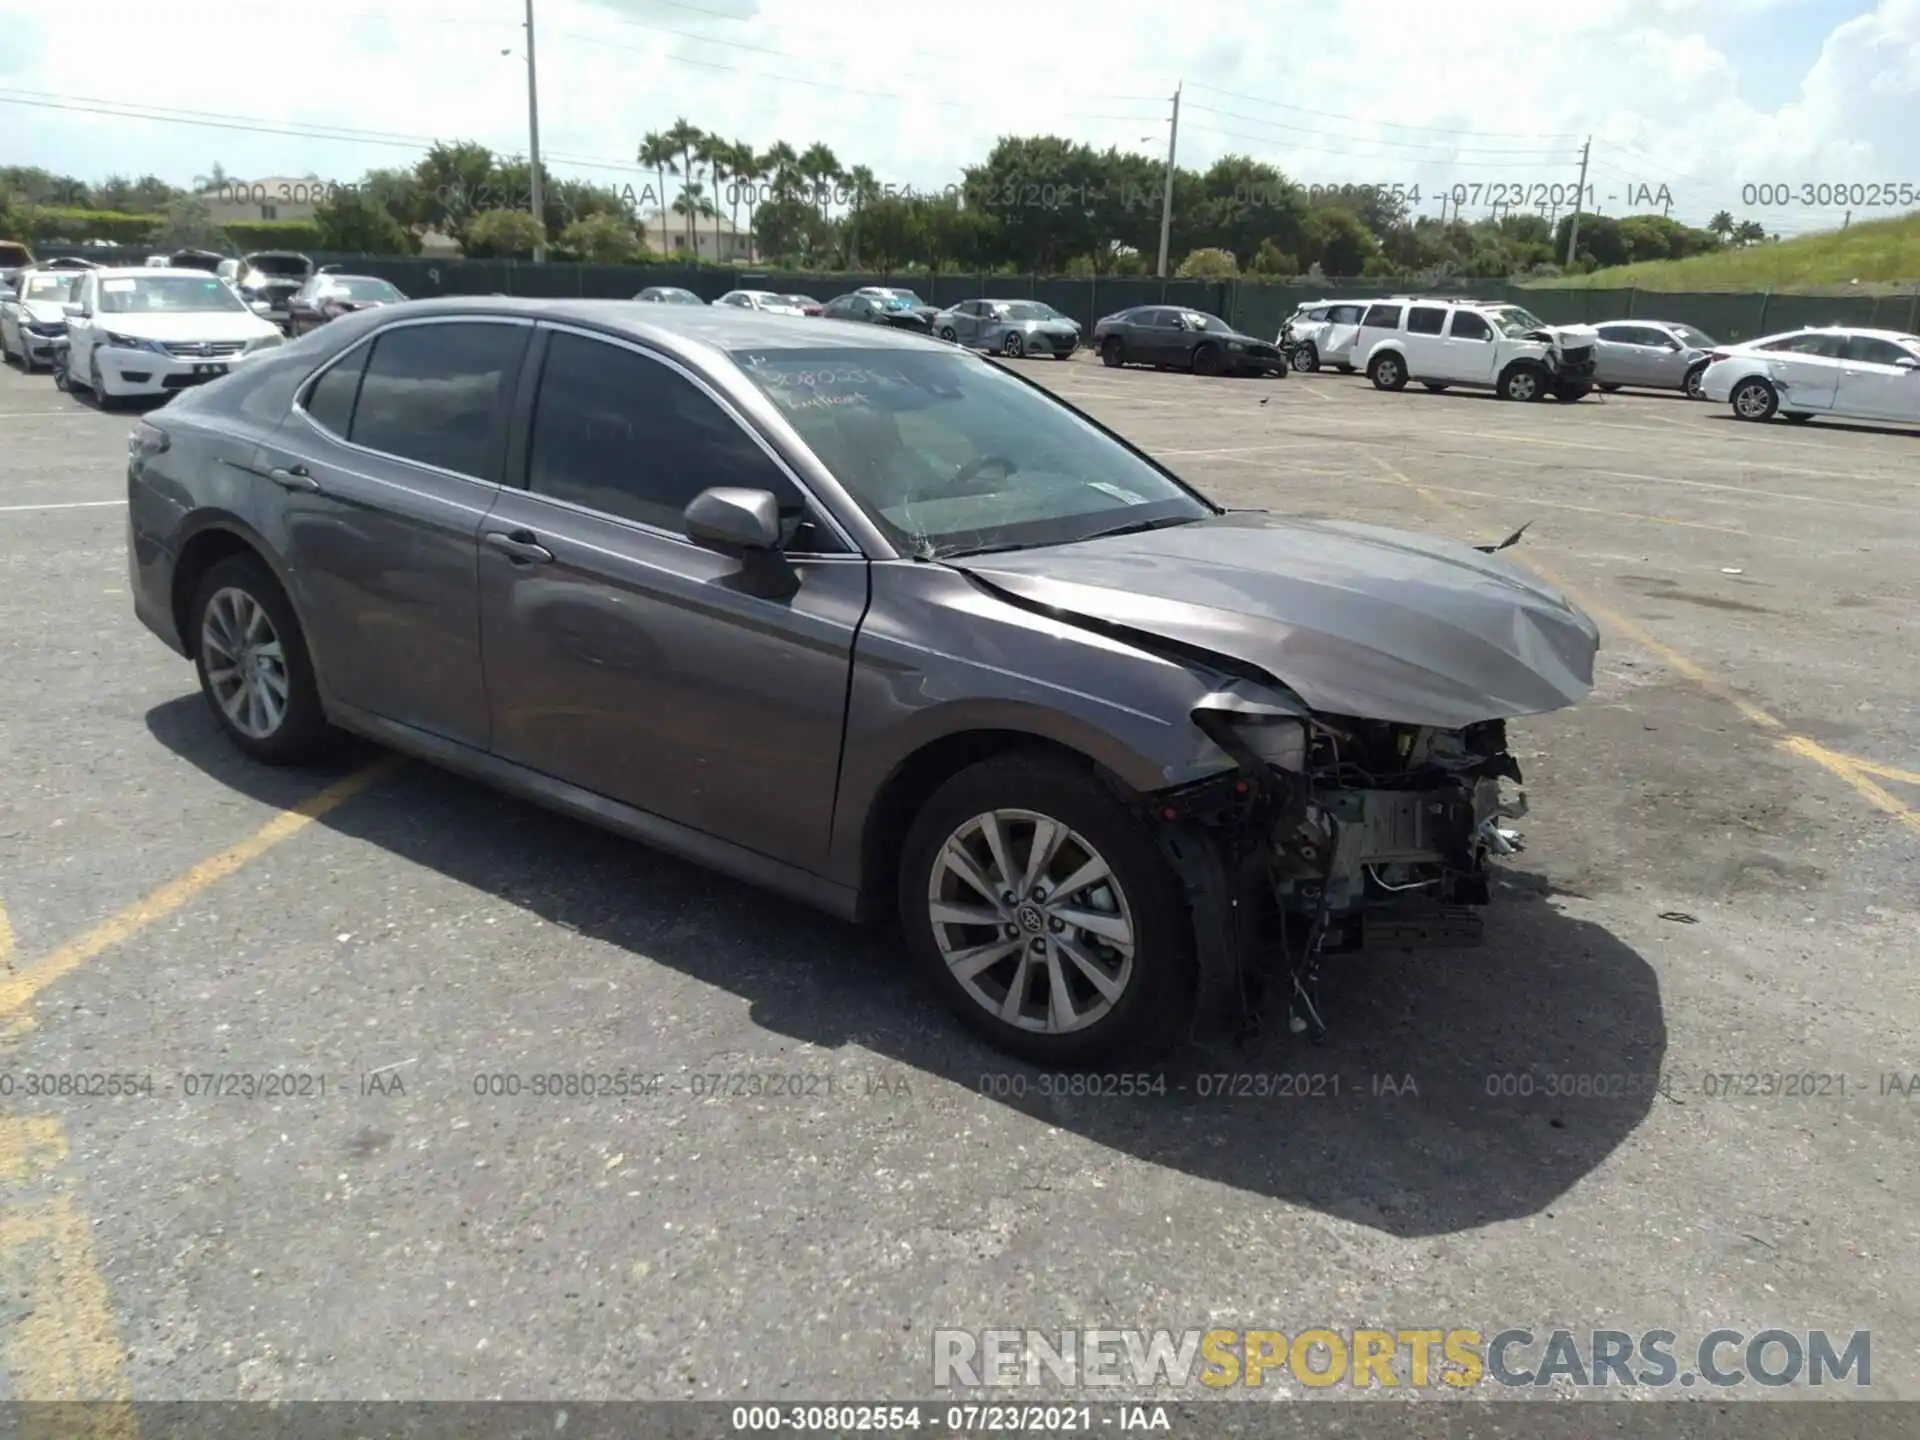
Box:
(1335, 362, 1355, 373)
(1421, 381, 1449, 392)
(1730, 376, 1778, 421)
(1192, 343, 1222, 377)
(899, 754, 1195, 1066)
(190, 552, 339, 765)
(1553, 381, 1593, 402)
(1783, 411, 1814, 424)
(1100, 335, 1125, 368)
(1599, 382, 1622, 392)
(1683, 362, 1708, 400)
(1368, 351, 1407, 391)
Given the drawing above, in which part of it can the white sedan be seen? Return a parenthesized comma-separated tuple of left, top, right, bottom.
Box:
(713, 289, 808, 317)
(60, 267, 284, 407)
(1700, 326, 1920, 425)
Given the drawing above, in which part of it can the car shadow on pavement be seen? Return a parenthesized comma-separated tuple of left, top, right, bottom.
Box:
(147, 695, 1668, 1240)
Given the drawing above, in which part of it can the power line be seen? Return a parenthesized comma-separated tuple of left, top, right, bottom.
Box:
(1184, 80, 1583, 139)
(1180, 101, 1577, 157)
(1175, 121, 1587, 170)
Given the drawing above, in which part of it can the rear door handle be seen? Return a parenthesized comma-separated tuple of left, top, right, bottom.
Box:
(267, 465, 319, 492)
(484, 529, 555, 564)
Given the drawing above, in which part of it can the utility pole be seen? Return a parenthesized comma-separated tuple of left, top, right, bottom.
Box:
(525, 0, 546, 262)
(1156, 83, 1181, 278)
(1564, 135, 1591, 267)
(1842, 209, 1851, 230)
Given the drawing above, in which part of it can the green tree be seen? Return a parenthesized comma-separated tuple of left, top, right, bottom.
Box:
(1176, 245, 1238, 278)
(696, 134, 734, 262)
(191, 163, 233, 193)
(314, 188, 418, 254)
(843, 164, 880, 266)
(663, 117, 705, 251)
(637, 130, 678, 233)
(558, 211, 644, 263)
(724, 139, 761, 261)
(463, 208, 544, 258)
(1249, 238, 1295, 276)
(1308, 206, 1379, 276)
(153, 195, 223, 250)
(796, 141, 843, 224)
(412, 141, 499, 245)
(1709, 210, 1734, 242)
(672, 181, 716, 256)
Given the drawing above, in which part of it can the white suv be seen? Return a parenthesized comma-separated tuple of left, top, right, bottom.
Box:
(1278, 299, 1368, 372)
(1353, 298, 1599, 402)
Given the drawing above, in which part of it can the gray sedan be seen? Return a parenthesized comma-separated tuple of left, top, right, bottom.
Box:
(935, 299, 1081, 359)
(1589, 320, 1719, 398)
(126, 299, 1597, 1066)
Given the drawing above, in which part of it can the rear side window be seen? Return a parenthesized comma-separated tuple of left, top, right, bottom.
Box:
(1406, 306, 1447, 335)
(1449, 311, 1492, 341)
(1361, 303, 1403, 328)
(348, 322, 527, 478)
(526, 331, 829, 546)
(301, 345, 369, 435)
(1762, 332, 1846, 357)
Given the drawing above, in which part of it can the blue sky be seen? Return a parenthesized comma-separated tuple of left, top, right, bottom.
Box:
(1, 0, 1916, 237)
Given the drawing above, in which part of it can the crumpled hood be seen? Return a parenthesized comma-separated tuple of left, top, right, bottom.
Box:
(952, 510, 1601, 729)
(21, 299, 68, 324)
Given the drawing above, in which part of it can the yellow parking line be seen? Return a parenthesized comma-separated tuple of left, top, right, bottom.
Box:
(1365, 451, 1920, 838)
(0, 1190, 138, 1424)
(1840, 757, 1920, 786)
(0, 755, 404, 1020)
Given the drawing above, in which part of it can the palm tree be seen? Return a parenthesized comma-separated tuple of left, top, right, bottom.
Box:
(673, 181, 717, 257)
(191, 162, 232, 194)
(1733, 218, 1767, 247)
(726, 140, 762, 262)
(1708, 209, 1734, 242)
(796, 142, 842, 225)
(663, 117, 705, 253)
(761, 141, 799, 202)
(844, 164, 879, 267)
(696, 134, 733, 264)
(637, 131, 678, 251)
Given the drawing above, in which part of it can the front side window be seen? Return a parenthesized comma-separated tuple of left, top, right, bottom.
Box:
(527, 332, 823, 544)
(348, 322, 526, 478)
(1448, 310, 1492, 341)
(731, 345, 1214, 558)
(97, 275, 249, 315)
(1846, 335, 1916, 366)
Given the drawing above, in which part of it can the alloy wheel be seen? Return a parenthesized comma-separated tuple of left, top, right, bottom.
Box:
(1733, 382, 1773, 419)
(200, 587, 291, 739)
(1002, 331, 1023, 357)
(926, 809, 1135, 1035)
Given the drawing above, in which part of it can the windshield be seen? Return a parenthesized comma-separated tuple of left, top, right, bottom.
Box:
(784, 295, 818, 305)
(1486, 306, 1548, 337)
(1672, 324, 1715, 348)
(1180, 311, 1230, 331)
(883, 291, 928, 307)
(998, 302, 1057, 321)
(22, 274, 75, 301)
(98, 275, 250, 315)
(731, 346, 1212, 556)
(327, 278, 404, 302)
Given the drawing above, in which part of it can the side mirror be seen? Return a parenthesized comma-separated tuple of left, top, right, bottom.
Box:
(684, 487, 797, 598)
(249, 300, 272, 316)
(1897, 357, 1920, 371)
(63, 302, 86, 319)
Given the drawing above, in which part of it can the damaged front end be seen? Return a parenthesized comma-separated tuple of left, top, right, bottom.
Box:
(1158, 693, 1532, 1042)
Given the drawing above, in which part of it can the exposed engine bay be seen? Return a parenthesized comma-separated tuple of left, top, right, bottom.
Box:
(1155, 708, 1531, 1042)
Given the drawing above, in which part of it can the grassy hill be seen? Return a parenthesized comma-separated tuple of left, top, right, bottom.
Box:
(1529, 211, 1920, 292)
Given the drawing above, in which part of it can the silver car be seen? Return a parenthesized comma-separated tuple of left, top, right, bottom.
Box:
(1589, 320, 1719, 399)
(0, 268, 78, 371)
(935, 299, 1081, 359)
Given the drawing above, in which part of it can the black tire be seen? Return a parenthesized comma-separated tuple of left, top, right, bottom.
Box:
(1599, 382, 1622, 392)
(1335, 362, 1355, 373)
(1421, 381, 1449, 392)
(1191, 343, 1222, 377)
(1367, 351, 1406, 391)
(1295, 342, 1319, 373)
(1001, 331, 1023, 358)
(1100, 335, 1125, 368)
(1730, 376, 1778, 422)
(1683, 362, 1708, 400)
(938, 325, 957, 342)
(1498, 363, 1545, 402)
(1783, 411, 1814, 424)
(1553, 381, 1593, 402)
(898, 753, 1196, 1067)
(190, 551, 339, 765)
(89, 353, 120, 410)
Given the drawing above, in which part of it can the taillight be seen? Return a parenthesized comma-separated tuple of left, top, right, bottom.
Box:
(129, 419, 169, 458)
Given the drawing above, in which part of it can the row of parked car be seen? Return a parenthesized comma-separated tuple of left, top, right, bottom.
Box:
(0, 247, 412, 405)
(1280, 294, 1920, 425)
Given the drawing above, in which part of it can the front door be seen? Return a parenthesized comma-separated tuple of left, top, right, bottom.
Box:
(256, 317, 531, 749)
(1836, 334, 1920, 421)
(477, 326, 867, 874)
(1439, 308, 1498, 382)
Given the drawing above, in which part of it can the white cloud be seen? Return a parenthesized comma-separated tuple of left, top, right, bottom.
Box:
(0, 0, 1914, 234)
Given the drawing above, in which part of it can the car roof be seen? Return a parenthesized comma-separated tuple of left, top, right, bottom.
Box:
(316, 273, 393, 283)
(351, 295, 953, 357)
(85, 266, 228, 280)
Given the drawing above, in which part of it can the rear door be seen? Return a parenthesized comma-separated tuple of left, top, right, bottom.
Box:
(257, 316, 532, 749)
(1835, 334, 1920, 421)
(1758, 331, 1846, 410)
(1324, 303, 1365, 363)
(476, 325, 868, 872)
(1591, 323, 1640, 384)
(1354, 301, 1405, 367)
(1440, 307, 1498, 382)
(1401, 304, 1450, 376)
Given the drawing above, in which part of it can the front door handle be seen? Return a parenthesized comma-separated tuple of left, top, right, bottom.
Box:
(484, 529, 555, 564)
(267, 465, 319, 492)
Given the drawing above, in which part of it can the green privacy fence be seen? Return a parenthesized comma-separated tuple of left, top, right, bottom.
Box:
(31, 244, 1920, 344)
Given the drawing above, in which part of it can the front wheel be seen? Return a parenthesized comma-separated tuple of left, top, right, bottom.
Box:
(938, 325, 957, 342)
(1335, 362, 1355, 373)
(1192, 343, 1222, 377)
(1421, 381, 1450, 392)
(899, 754, 1196, 1066)
(1294, 342, 1319, 373)
(1001, 331, 1024, 358)
(1783, 411, 1814, 424)
(1730, 376, 1778, 421)
(1599, 382, 1622, 392)
(191, 552, 339, 765)
(1553, 381, 1593, 402)
(1498, 364, 1544, 402)
(1100, 335, 1125, 368)
(90, 353, 120, 410)
(1684, 363, 1708, 400)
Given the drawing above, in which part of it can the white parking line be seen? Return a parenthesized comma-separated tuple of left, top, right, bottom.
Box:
(0, 500, 126, 513)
